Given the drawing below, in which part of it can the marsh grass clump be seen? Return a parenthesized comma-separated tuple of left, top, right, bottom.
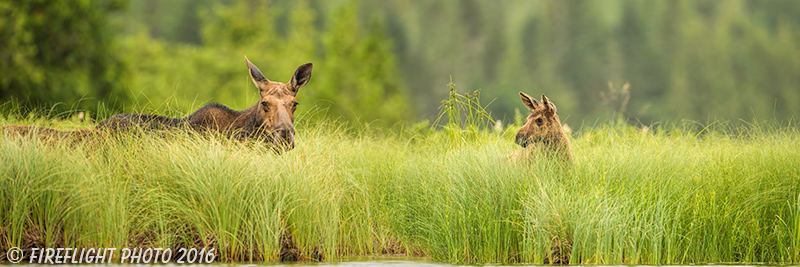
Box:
(519, 123, 800, 264)
(430, 79, 496, 145)
(1, 114, 799, 264)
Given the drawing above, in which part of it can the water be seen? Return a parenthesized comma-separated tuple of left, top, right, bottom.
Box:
(5, 255, 797, 267)
(247, 264, 790, 267)
(258, 260, 451, 267)
(269, 264, 794, 267)
(5, 264, 797, 267)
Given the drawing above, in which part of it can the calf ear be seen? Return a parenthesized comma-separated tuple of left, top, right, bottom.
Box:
(245, 56, 269, 88)
(519, 92, 541, 111)
(541, 94, 557, 113)
(290, 63, 313, 95)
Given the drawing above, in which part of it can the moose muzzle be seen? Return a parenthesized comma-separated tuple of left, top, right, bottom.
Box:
(515, 132, 530, 148)
(272, 123, 295, 151)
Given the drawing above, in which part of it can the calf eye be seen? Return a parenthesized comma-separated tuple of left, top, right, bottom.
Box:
(536, 118, 544, 125)
(261, 101, 268, 107)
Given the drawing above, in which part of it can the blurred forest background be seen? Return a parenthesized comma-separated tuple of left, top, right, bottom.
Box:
(1, 0, 799, 127)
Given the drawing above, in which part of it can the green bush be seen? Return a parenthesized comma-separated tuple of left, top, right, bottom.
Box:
(120, 0, 413, 125)
(0, 0, 130, 115)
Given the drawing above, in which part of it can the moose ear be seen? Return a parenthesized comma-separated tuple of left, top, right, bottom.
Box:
(541, 94, 557, 113)
(289, 63, 313, 95)
(519, 92, 541, 111)
(245, 56, 269, 87)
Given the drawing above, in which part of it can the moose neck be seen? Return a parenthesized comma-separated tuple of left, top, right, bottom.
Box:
(532, 118, 573, 163)
(548, 131, 572, 162)
(239, 104, 267, 129)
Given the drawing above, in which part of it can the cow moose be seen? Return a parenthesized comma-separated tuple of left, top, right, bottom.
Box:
(3, 57, 312, 152)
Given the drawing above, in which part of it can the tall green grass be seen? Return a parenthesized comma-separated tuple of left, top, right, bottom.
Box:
(1, 113, 799, 264)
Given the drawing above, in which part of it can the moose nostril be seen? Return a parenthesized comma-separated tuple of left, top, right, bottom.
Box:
(272, 128, 295, 151)
(279, 130, 291, 139)
(273, 123, 292, 133)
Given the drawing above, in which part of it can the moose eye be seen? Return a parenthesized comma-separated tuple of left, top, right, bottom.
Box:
(536, 118, 544, 125)
(261, 101, 268, 107)
(292, 102, 299, 109)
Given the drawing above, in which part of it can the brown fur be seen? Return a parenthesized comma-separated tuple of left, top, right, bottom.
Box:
(513, 92, 572, 162)
(96, 57, 312, 151)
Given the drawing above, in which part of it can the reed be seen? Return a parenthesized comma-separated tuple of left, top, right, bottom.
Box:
(1, 113, 798, 264)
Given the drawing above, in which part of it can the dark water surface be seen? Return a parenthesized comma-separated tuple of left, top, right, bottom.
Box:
(256, 264, 790, 267)
(5, 264, 796, 267)
(5, 260, 797, 267)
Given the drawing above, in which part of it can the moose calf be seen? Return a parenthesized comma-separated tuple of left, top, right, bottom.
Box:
(512, 92, 573, 163)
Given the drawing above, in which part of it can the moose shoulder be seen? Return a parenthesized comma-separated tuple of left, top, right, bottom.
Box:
(97, 57, 312, 151)
(512, 92, 573, 163)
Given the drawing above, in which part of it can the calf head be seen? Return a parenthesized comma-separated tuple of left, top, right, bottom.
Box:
(515, 92, 564, 148)
(246, 56, 312, 151)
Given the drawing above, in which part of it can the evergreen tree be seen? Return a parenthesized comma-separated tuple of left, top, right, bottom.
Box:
(0, 0, 130, 115)
(316, 3, 412, 124)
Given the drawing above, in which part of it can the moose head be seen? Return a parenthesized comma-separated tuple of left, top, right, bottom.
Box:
(245, 56, 312, 151)
(515, 92, 572, 161)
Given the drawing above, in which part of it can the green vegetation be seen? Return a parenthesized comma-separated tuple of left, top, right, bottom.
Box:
(0, 0, 130, 113)
(2, 0, 800, 265)
(113, 0, 411, 125)
(2, 111, 798, 264)
(3, 0, 800, 125)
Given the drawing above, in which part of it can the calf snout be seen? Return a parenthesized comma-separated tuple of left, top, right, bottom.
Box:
(515, 132, 529, 148)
